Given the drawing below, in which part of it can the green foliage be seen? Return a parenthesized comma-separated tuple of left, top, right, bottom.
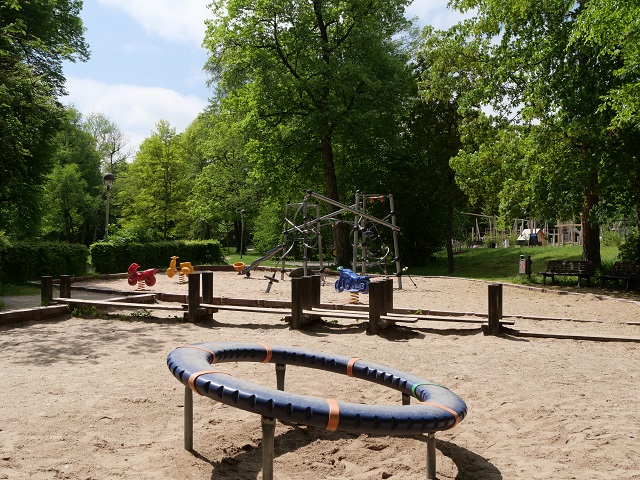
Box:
(252, 200, 287, 255)
(571, 0, 640, 129)
(601, 230, 623, 248)
(0, 240, 88, 284)
(132, 309, 152, 317)
(0, 0, 89, 238)
(618, 232, 640, 264)
(204, 0, 415, 264)
(71, 306, 98, 318)
(421, 0, 640, 265)
(41, 163, 93, 242)
(117, 120, 193, 240)
(90, 240, 224, 274)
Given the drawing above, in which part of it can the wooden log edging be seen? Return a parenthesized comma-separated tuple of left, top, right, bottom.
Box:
(0, 305, 69, 326)
(33, 275, 638, 342)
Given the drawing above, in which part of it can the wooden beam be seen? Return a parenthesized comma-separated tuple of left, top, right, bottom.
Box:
(202, 303, 290, 315)
(53, 298, 183, 311)
(503, 327, 640, 343)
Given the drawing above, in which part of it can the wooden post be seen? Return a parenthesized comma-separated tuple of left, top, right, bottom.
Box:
(487, 283, 503, 336)
(41, 276, 53, 306)
(59, 275, 72, 298)
(311, 274, 321, 309)
(291, 277, 302, 330)
(201, 271, 213, 304)
(188, 273, 201, 323)
(201, 271, 214, 321)
(368, 281, 381, 335)
(385, 278, 394, 312)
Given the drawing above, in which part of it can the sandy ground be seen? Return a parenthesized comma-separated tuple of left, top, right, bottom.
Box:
(0, 270, 639, 479)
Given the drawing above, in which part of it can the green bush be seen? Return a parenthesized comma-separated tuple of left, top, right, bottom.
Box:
(90, 240, 224, 274)
(601, 230, 623, 247)
(0, 241, 89, 284)
(618, 231, 640, 263)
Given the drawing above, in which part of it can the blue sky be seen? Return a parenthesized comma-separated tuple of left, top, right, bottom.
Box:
(63, 0, 467, 154)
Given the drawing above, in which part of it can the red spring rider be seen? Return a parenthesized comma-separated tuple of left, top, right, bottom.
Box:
(127, 263, 157, 287)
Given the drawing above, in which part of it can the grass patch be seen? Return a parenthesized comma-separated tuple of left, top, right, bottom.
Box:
(0, 284, 40, 296)
(226, 245, 622, 287)
(71, 305, 99, 318)
(409, 245, 619, 282)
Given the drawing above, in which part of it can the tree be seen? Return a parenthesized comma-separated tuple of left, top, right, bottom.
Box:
(405, 96, 467, 271)
(0, 0, 89, 238)
(0, 56, 59, 238)
(571, 1, 640, 129)
(186, 108, 265, 250)
(41, 163, 92, 243)
(424, 0, 632, 264)
(203, 0, 414, 265)
(117, 120, 191, 240)
(84, 112, 130, 176)
(571, 0, 640, 259)
(45, 106, 103, 243)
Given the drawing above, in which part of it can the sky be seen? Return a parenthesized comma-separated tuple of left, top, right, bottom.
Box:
(62, 0, 468, 154)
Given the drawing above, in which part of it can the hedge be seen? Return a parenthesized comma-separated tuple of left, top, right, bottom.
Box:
(90, 240, 224, 274)
(0, 241, 89, 284)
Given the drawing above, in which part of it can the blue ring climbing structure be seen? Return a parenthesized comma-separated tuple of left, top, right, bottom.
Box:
(167, 342, 467, 435)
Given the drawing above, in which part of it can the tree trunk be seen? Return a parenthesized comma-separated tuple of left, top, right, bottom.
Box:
(64, 211, 74, 243)
(234, 220, 244, 254)
(581, 190, 601, 265)
(321, 133, 351, 267)
(636, 204, 640, 260)
(445, 204, 455, 273)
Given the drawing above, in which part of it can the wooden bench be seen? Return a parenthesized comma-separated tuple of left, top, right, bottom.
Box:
(539, 260, 597, 287)
(599, 262, 640, 290)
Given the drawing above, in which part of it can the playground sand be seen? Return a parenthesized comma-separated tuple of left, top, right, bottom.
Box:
(0, 271, 639, 479)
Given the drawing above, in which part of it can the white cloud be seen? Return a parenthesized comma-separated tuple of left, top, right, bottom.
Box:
(407, 0, 471, 29)
(98, 0, 212, 45)
(64, 77, 208, 153)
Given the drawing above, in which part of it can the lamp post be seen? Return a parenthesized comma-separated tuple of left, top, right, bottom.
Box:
(103, 172, 115, 240)
(240, 209, 246, 259)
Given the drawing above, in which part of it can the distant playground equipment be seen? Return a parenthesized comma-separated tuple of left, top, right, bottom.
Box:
(167, 341, 467, 480)
(166, 256, 194, 283)
(240, 189, 404, 290)
(127, 263, 157, 290)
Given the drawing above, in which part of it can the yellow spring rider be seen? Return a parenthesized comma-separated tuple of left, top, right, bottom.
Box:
(167, 256, 194, 283)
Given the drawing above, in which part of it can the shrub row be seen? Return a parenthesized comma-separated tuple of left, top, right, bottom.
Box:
(90, 240, 224, 274)
(0, 241, 89, 284)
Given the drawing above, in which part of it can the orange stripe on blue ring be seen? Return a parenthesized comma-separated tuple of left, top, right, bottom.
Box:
(255, 342, 273, 363)
(187, 370, 230, 394)
(347, 357, 360, 377)
(419, 401, 461, 427)
(326, 398, 340, 430)
(177, 345, 217, 364)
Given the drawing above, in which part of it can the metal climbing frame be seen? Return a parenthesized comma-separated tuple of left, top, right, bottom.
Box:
(282, 202, 324, 279)
(302, 190, 403, 289)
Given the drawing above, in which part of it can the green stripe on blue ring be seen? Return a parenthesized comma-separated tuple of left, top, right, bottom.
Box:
(411, 381, 449, 397)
